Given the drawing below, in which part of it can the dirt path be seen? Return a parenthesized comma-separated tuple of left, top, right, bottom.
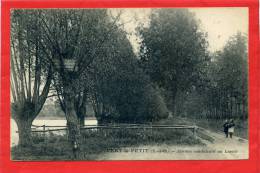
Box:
(97, 128, 248, 160)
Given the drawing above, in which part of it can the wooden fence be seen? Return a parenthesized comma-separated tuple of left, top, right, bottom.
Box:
(30, 124, 198, 137)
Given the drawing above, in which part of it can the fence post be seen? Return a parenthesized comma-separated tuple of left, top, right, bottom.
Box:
(43, 125, 46, 138)
(43, 125, 46, 152)
(193, 126, 197, 139)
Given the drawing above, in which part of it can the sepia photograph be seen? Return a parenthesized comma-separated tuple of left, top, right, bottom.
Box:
(10, 8, 248, 160)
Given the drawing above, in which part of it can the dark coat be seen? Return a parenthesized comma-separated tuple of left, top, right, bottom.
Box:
(223, 122, 229, 133)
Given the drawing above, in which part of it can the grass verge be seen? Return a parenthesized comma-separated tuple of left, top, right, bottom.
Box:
(12, 127, 203, 160)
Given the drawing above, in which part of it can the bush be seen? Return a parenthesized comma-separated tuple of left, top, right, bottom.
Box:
(111, 85, 169, 123)
(137, 86, 169, 121)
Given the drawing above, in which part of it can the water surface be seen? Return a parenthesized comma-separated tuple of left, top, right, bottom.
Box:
(11, 118, 98, 147)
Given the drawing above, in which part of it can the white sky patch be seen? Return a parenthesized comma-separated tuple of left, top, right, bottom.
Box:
(111, 8, 248, 54)
(109, 8, 151, 54)
(189, 8, 248, 52)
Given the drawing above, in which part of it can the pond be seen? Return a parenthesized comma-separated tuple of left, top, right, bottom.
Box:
(11, 117, 98, 147)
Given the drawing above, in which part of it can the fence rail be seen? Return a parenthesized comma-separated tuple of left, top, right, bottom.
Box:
(29, 124, 198, 137)
(31, 124, 194, 128)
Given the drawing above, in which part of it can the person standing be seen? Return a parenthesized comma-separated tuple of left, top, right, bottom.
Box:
(228, 119, 235, 138)
(223, 119, 229, 138)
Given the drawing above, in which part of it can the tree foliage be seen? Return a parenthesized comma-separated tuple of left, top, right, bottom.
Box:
(138, 9, 209, 114)
(176, 33, 248, 120)
(88, 26, 168, 123)
(208, 33, 248, 119)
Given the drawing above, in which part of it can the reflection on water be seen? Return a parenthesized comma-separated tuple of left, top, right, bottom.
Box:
(11, 118, 98, 147)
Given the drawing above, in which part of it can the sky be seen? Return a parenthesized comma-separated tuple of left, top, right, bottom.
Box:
(112, 8, 248, 53)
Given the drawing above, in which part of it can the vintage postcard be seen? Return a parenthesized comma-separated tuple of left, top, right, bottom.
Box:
(10, 8, 249, 160)
(1, 1, 259, 173)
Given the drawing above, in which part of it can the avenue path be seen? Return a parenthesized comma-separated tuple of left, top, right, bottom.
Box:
(97, 125, 248, 160)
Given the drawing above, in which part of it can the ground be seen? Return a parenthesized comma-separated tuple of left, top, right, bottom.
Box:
(97, 128, 248, 160)
(11, 117, 248, 160)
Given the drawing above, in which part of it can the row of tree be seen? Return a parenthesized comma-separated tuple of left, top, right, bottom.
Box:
(138, 9, 247, 121)
(11, 9, 123, 149)
(10, 9, 168, 154)
(179, 33, 248, 120)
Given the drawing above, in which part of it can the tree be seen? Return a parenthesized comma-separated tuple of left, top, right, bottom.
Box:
(36, 9, 123, 158)
(211, 33, 248, 119)
(138, 9, 208, 115)
(178, 33, 248, 121)
(88, 27, 168, 123)
(10, 10, 52, 146)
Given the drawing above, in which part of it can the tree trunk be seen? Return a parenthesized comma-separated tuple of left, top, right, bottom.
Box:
(78, 104, 86, 127)
(242, 94, 246, 120)
(64, 92, 81, 160)
(96, 114, 103, 125)
(77, 108, 85, 127)
(79, 114, 85, 127)
(15, 117, 33, 147)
